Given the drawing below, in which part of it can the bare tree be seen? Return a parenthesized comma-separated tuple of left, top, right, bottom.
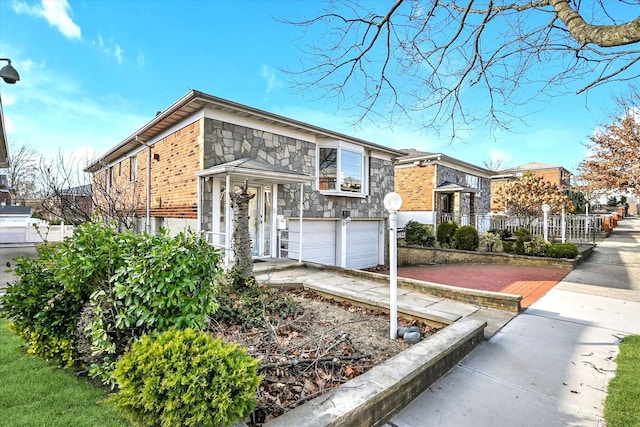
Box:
(0, 143, 41, 205)
(482, 157, 505, 172)
(89, 162, 141, 230)
(37, 151, 94, 224)
(285, 1, 640, 137)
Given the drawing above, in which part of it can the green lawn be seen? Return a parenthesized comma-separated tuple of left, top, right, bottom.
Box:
(605, 335, 640, 427)
(0, 318, 130, 427)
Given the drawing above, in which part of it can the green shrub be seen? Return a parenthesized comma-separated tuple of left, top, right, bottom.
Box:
(86, 230, 222, 383)
(514, 228, 532, 255)
(111, 328, 261, 427)
(488, 228, 512, 240)
(454, 225, 479, 251)
(524, 236, 550, 257)
(480, 232, 503, 252)
(502, 241, 515, 253)
(212, 269, 302, 330)
(547, 242, 579, 259)
(403, 221, 436, 247)
(1, 221, 123, 365)
(436, 221, 458, 248)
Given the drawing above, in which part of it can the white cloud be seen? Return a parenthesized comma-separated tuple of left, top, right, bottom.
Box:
(91, 34, 124, 64)
(114, 44, 123, 64)
(2, 57, 146, 162)
(12, 0, 81, 40)
(261, 65, 284, 95)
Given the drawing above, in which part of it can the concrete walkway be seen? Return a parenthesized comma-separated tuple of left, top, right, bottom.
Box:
(388, 216, 640, 427)
(255, 263, 516, 338)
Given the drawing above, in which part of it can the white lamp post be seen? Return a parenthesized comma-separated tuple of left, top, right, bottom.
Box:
(542, 203, 550, 242)
(384, 192, 402, 340)
(561, 203, 566, 243)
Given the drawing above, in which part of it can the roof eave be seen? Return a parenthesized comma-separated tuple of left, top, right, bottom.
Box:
(85, 90, 405, 172)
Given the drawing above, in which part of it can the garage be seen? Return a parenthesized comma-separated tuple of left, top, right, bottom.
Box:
(287, 219, 336, 266)
(346, 220, 383, 269)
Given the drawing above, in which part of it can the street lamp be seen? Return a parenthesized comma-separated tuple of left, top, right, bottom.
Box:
(384, 191, 402, 340)
(0, 59, 20, 84)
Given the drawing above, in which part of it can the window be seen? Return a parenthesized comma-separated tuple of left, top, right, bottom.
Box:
(465, 174, 481, 189)
(318, 143, 365, 195)
(130, 156, 137, 182)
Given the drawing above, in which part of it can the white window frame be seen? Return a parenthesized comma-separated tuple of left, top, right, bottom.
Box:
(317, 141, 368, 197)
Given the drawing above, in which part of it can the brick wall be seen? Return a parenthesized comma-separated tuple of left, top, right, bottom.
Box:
(395, 164, 436, 211)
(100, 120, 202, 221)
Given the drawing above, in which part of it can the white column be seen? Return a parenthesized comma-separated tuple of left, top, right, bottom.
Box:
(298, 183, 304, 262)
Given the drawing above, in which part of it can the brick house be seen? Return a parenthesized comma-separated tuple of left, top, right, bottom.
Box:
(394, 149, 492, 230)
(490, 162, 572, 212)
(85, 90, 404, 269)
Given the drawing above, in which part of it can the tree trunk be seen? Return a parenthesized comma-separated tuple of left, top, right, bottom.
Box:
(230, 183, 256, 280)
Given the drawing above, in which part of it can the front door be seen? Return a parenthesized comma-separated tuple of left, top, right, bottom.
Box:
(238, 184, 272, 258)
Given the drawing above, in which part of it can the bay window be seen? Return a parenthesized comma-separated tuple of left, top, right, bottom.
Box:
(318, 142, 366, 195)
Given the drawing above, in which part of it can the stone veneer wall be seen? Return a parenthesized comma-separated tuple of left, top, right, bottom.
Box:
(436, 164, 491, 215)
(202, 118, 394, 220)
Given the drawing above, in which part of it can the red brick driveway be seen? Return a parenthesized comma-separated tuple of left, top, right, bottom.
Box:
(397, 264, 571, 308)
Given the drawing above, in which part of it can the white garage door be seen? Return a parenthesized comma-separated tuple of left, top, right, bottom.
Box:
(346, 220, 381, 269)
(288, 220, 336, 266)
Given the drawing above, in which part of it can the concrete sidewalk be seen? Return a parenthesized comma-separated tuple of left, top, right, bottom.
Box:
(388, 216, 640, 427)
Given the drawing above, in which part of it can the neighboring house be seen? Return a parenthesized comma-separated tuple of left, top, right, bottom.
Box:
(85, 90, 404, 269)
(491, 162, 572, 212)
(0, 174, 11, 206)
(58, 184, 93, 224)
(0, 205, 31, 244)
(394, 149, 492, 231)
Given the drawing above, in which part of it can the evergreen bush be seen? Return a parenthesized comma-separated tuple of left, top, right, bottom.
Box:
(547, 242, 579, 259)
(86, 229, 222, 384)
(487, 228, 512, 240)
(403, 221, 436, 247)
(111, 328, 261, 427)
(453, 225, 479, 251)
(480, 232, 503, 252)
(524, 236, 550, 257)
(436, 221, 458, 248)
(514, 228, 532, 255)
(1, 221, 123, 365)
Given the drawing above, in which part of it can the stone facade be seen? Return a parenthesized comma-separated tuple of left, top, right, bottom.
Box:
(435, 164, 491, 215)
(202, 118, 394, 221)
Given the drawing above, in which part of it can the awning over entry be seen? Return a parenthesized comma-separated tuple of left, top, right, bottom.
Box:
(196, 158, 314, 185)
(434, 181, 480, 193)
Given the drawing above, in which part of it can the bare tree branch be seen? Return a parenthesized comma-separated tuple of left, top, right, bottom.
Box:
(283, 0, 640, 136)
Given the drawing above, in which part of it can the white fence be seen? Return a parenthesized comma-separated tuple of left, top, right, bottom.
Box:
(0, 223, 75, 244)
(489, 214, 605, 243)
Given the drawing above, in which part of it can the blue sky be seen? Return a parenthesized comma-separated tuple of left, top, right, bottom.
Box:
(0, 0, 633, 174)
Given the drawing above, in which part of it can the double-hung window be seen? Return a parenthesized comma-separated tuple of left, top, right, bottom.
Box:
(318, 142, 366, 196)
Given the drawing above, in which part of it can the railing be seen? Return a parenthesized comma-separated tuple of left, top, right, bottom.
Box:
(400, 214, 608, 244)
(489, 214, 606, 243)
